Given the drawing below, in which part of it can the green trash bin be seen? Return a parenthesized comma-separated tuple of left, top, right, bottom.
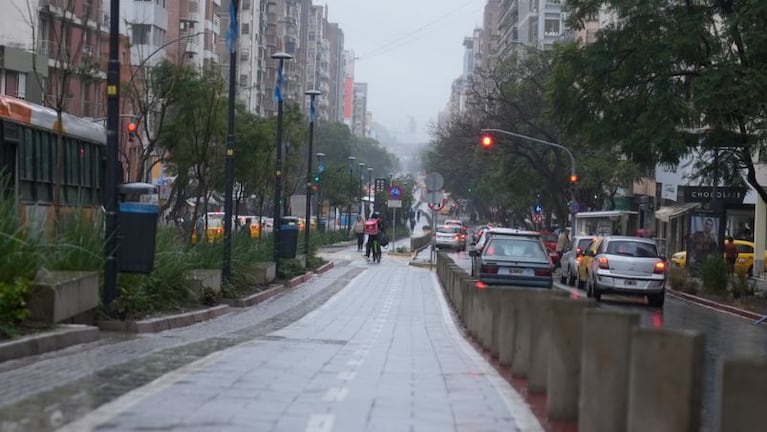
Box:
(279, 217, 299, 258)
(117, 183, 159, 274)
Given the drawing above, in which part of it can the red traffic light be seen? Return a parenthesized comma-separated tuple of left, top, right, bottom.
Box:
(479, 134, 495, 149)
(569, 174, 578, 183)
(127, 122, 137, 133)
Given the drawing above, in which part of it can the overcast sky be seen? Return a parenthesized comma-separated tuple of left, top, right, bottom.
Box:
(324, 0, 486, 142)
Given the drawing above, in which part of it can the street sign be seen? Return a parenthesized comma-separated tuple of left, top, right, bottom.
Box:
(424, 172, 444, 191)
(388, 184, 402, 200)
(428, 201, 444, 211)
(533, 213, 543, 224)
(375, 178, 389, 193)
(388, 199, 402, 208)
(568, 201, 580, 214)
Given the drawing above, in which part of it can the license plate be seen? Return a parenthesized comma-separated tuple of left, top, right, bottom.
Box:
(506, 268, 533, 276)
(623, 279, 637, 286)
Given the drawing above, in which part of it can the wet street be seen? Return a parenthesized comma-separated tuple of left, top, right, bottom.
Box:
(446, 248, 767, 432)
(0, 245, 541, 432)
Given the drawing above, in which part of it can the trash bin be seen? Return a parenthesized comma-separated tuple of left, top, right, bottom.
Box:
(319, 218, 327, 233)
(279, 217, 299, 258)
(117, 182, 159, 273)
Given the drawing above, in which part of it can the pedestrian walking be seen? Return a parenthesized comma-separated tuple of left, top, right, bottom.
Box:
(350, 215, 366, 252)
(416, 209, 422, 222)
(724, 236, 738, 276)
(556, 227, 570, 263)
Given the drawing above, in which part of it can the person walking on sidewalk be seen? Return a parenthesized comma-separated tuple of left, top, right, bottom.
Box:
(724, 236, 738, 277)
(350, 215, 366, 252)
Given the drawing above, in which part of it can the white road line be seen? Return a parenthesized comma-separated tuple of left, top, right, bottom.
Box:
(305, 413, 335, 432)
(346, 359, 363, 367)
(429, 272, 544, 432)
(321, 387, 349, 402)
(336, 371, 357, 381)
(56, 350, 230, 432)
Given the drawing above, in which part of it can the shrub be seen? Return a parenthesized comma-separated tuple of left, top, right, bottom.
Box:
(667, 267, 687, 291)
(701, 255, 728, 295)
(45, 208, 104, 271)
(0, 278, 30, 338)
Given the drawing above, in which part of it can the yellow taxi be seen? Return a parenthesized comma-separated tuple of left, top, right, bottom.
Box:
(671, 239, 765, 274)
(237, 216, 260, 238)
(577, 237, 603, 290)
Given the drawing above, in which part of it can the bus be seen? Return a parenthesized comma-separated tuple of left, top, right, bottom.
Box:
(0, 94, 106, 224)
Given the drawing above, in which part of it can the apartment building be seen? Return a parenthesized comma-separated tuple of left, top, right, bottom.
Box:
(166, 0, 221, 69)
(351, 82, 367, 137)
(324, 21, 345, 123)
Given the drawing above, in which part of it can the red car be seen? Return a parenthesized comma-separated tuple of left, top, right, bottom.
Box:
(538, 231, 560, 266)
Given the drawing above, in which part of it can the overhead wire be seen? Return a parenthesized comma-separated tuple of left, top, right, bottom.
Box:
(355, 0, 482, 61)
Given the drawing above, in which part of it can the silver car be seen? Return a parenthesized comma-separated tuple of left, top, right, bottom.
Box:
(469, 233, 553, 288)
(559, 236, 599, 286)
(434, 226, 466, 251)
(584, 236, 667, 307)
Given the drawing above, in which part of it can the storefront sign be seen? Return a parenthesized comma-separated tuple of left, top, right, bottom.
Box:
(682, 186, 746, 204)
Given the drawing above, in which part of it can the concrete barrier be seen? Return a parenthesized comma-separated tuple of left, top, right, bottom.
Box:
(528, 290, 566, 393)
(476, 287, 495, 351)
(27, 271, 100, 324)
(718, 357, 767, 432)
(509, 290, 554, 378)
(546, 298, 593, 420)
(486, 287, 502, 359)
(496, 288, 520, 368)
(579, 309, 640, 432)
(626, 328, 705, 432)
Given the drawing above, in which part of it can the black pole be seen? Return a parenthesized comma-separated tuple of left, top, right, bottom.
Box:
(222, 0, 239, 285)
(303, 92, 319, 269)
(103, 0, 121, 310)
(272, 55, 290, 276)
(359, 164, 364, 218)
(347, 158, 354, 232)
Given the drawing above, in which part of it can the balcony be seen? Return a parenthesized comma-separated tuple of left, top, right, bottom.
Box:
(185, 41, 200, 54)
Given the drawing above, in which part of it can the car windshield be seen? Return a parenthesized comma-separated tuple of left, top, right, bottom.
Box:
(208, 218, 223, 228)
(437, 226, 460, 234)
(605, 240, 658, 258)
(484, 238, 547, 259)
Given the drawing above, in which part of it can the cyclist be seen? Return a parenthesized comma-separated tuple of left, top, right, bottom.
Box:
(364, 212, 386, 262)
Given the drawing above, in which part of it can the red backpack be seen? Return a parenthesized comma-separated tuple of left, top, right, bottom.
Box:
(364, 219, 379, 235)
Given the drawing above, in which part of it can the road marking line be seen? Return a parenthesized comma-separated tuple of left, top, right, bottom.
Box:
(305, 413, 335, 432)
(336, 371, 357, 381)
(322, 387, 349, 402)
(429, 272, 544, 432)
(346, 359, 363, 366)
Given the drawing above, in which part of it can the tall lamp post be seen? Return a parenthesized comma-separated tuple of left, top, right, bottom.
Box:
(303, 90, 321, 269)
(368, 167, 374, 214)
(480, 128, 577, 229)
(222, 0, 241, 285)
(316, 152, 326, 231)
(347, 156, 356, 232)
(272, 52, 293, 277)
(358, 162, 365, 217)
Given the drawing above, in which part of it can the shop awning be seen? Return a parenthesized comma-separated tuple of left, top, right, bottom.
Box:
(654, 202, 700, 222)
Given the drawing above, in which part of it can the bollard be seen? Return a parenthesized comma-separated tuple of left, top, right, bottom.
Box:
(579, 309, 640, 432)
(528, 290, 566, 393)
(718, 357, 767, 432)
(486, 287, 502, 359)
(546, 297, 593, 420)
(453, 273, 465, 319)
(626, 328, 704, 432)
(460, 278, 474, 326)
(496, 288, 521, 368)
(510, 290, 534, 377)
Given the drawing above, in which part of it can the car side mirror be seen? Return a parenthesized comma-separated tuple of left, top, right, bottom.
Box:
(469, 250, 479, 257)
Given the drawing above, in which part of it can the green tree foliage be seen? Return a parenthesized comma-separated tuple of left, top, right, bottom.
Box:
(553, 0, 767, 202)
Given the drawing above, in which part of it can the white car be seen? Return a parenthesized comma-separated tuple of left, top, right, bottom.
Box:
(584, 236, 667, 307)
(559, 236, 599, 286)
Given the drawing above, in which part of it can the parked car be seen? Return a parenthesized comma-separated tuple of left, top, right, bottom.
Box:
(582, 236, 667, 307)
(670, 239, 764, 275)
(559, 236, 600, 286)
(434, 225, 466, 251)
(472, 227, 531, 253)
(469, 230, 553, 288)
(537, 231, 560, 266)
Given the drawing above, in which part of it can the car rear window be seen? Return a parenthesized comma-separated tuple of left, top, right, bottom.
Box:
(484, 238, 547, 259)
(576, 238, 592, 250)
(605, 240, 658, 258)
(437, 226, 460, 234)
(540, 233, 557, 243)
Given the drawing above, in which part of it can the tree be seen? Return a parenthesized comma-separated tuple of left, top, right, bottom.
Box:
(552, 0, 767, 202)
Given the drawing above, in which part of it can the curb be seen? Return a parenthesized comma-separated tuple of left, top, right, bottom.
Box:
(667, 289, 765, 321)
(225, 261, 335, 307)
(0, 325, 100, 363)
(98, 305, 231, 334)
(315, 261, 334, 274)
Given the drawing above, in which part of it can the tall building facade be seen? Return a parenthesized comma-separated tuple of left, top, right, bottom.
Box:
(324, 21, 345, 123)
(351, 82, 367, 137)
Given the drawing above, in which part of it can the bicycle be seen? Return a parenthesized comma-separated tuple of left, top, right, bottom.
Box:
(370, 236, 382, 263)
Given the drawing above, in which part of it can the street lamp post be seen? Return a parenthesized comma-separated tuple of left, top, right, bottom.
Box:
(358, 162, 365, 217)
(222, 0, 241, 285)
(368, 167, 374, 214)
(303, 90, 321, 269)
(316, 152, 326, 232)
(347, 156, 356, 232)
(272, 52, 293, 277)
(480, 128, 577, 229)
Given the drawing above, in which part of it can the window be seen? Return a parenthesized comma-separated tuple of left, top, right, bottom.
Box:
(188, 1, 199, 13)
(241, 23, 249, 35)
(152, 27, 166, 46)
(131, 24, 151, 45)
(242, 0, 251, 9)
(544, 19, 560, 35)
(605, 241, 658, 258)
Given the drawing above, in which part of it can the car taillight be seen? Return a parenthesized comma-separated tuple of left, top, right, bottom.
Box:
(534, 268, 552, 277)
(576, 256, 582, 262)
(598, 257, 609, 269)
(480, 264, 498, 274)
(576, 247, 582, 255)
(654, 261, 666, 274)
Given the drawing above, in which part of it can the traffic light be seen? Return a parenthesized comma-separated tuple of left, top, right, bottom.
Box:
(127, 122, 137, 142)
(313, 174, 320, 183)
(479, 133, 495, 149)
(569, 174, 578, 184)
